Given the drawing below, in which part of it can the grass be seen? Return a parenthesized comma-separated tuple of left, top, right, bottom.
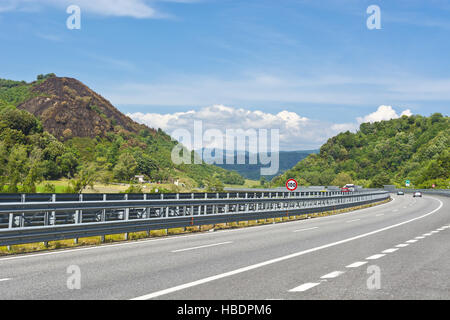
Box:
(0, 198, 391, 256)
(224, 179, 261, 189)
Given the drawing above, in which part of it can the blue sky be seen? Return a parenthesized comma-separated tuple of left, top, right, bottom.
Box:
(0, 0, 449, 149)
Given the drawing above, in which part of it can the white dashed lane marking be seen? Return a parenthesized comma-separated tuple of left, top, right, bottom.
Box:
(289, 283, 321, 292)
(171, 241, 232, 253)
(346, 261, 367, 268)
(293, 227, 319, 233)
(320, 271, 345, 279)
(396, 244, 409, 247)
(0, 278, 11, 282)
(382, 248, 399, 253)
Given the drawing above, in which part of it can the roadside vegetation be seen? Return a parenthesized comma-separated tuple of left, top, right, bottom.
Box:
(272, 114, 449, 189)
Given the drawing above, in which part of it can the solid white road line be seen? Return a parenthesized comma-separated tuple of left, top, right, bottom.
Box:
(382, 248, 399, 253)
(0, 278, 11, 282)
(171, 242, 232, 253)
(346, 261, 368, 268)
(130, 198, 443, 300)
(293, 227, 319, 233)
(396, 244, 409, 247)
(366, 254, 385, 260)
(320, 271, 344, 279)
(289, 283, 321, 292)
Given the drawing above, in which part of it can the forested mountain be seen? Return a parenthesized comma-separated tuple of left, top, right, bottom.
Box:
(272, 114, 449, 189)
(0, 74, 244, 192)
(201, 149, 318, 180)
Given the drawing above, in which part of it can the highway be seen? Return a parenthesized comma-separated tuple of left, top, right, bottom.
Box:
(0, 193, 448, 300)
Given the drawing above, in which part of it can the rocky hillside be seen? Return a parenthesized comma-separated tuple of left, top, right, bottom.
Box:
(17, 76, 150, 140)
(0, 74, 244, 192)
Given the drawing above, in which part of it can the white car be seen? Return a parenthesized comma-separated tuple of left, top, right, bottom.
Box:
(413, 192, 422, 197)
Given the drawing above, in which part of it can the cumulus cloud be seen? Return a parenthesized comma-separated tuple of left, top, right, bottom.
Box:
(127, 104, 357, 150)
(357, 105, 412, 124)
(127, 104, 414, 150)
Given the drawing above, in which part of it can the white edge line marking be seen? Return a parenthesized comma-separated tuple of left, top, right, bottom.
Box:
(382, 248, 399, 253)
(289, 283, 321, 292)
(346, 261, 367, 268)
(171, 241, 232, 253)
(320, 271, 344, 279)
(131, 197, 443, 300)
(0, 196, 397, 263)
(366, 254, 385, 260)
(293, 227, 319, 233)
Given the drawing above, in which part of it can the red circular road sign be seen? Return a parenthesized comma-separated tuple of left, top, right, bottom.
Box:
(286, 178, 298, 191)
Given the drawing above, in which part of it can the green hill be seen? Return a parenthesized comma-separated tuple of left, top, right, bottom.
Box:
(0, 74, 244, 192)
(272, 114, 449, 189)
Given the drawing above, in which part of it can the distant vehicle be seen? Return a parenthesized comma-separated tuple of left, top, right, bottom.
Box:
(341, 187, 350, 193)
(413, 192, 422, 197)
(343, 184, 356, 192)
(397, 191, 405, 195)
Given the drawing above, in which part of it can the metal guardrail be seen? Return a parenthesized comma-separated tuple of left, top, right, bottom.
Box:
(0, 190, 389, 246)
(390, 188, 450, 197)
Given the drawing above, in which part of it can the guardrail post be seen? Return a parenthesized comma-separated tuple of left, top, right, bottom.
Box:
(124, 194, 129, 241)
(100, 194, 106, 243)
(20, 194, 25, 228)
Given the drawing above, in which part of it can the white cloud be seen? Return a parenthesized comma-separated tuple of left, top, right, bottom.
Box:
(127, 104, 357, 150)
(357, 105, 412, 124)
(0, 0, 196, 18)
(127, 104, 415, 150)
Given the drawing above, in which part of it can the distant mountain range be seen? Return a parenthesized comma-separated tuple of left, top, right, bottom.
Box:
(200, 149, 319, 180)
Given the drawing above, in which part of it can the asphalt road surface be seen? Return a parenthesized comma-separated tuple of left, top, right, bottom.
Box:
(0, 194, 449, 300)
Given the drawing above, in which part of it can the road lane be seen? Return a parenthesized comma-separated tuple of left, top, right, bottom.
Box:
(0, 194, 447, 300)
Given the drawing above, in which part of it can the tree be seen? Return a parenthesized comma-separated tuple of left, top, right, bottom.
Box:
(370, 173, 391, 188)
(68, 164, 98, 193)
(260, 177, 267, 186)
(205, 176, 224, 192)
(331, 172, 354, 187)
(113, 153, 137, 181)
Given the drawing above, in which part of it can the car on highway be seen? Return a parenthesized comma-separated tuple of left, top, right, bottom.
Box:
(397, 191, 405, 195)
(413, 191, 422, 197)
(343, 184, 356, 192)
